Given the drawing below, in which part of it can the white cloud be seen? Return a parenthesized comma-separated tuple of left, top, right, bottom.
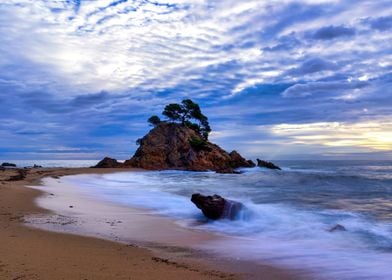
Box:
(1, 0, 391, 159)
(0, 0, 390, 97)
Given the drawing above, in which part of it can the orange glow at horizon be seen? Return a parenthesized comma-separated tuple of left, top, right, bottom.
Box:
(271, 120, 392, 151)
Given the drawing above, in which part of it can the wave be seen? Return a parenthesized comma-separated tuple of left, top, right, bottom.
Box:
(62, 163, 392, 279)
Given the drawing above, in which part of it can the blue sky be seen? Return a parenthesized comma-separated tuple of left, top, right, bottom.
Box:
(0, 0, 391, 160)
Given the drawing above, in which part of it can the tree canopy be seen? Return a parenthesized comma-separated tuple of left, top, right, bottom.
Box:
(147, 115, 161, 126)
(148, 99, 211, 139)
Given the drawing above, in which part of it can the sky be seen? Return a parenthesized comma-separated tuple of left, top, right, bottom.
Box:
(0, 0, 391, 160)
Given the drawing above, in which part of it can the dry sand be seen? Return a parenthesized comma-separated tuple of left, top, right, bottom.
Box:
(0, 167, 300, 280)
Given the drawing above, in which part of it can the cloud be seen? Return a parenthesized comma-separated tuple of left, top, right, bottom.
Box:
(287, 57, 338, 76)
(309, 25, 356, 40)
(282, 80, 368, 98)
(362, 16, 392, 31)
(0, 0, 391, 160)
(263, 34, 302, 52)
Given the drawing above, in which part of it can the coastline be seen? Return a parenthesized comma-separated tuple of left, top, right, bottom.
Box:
(0, 167, 300, 280)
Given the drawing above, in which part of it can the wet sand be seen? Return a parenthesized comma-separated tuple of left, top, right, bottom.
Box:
(0, 167, 300, 279)
(26, 175, 225, 248)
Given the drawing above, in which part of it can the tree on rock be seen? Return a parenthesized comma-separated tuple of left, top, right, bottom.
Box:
(147, 115, 161, 126)
(162, 99, 211, 139)
(162, 103, 183, 122)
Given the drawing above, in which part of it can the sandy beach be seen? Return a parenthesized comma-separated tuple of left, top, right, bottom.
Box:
(0, 167, 299, 280)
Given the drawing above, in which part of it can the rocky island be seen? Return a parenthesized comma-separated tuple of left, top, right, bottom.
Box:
(95, 99, 255, 173)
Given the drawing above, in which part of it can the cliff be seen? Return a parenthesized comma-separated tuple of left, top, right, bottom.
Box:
(95, 122, 254, 173)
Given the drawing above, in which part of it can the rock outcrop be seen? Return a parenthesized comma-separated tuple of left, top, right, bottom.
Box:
(191, 193, 243, 220)
(229, 151, 255, 168)
(121, 123, 254, 173)
(256, 159, 281, 170)
(1, 162, 16, 167)
(94, 157, 122, 168)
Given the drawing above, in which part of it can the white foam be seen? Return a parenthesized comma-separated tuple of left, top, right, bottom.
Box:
(60, 170, 392, 279)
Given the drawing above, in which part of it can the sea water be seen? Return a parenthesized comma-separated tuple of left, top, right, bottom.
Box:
(0, 159, 98, 168)
(62, 160, 392, 279)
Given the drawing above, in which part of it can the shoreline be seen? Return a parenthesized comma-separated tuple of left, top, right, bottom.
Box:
(26, 175, 224, 248)
(0, 167, 300, 279)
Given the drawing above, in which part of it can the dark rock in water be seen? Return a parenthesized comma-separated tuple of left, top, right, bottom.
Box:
(122, 123, 253, 173)
(1, 162, 16, 167)
(93, 157, 123, 168)
(191, 193, 243, 220)
(191, 194, 225, 219)
(222, 198, 243, 220)
(215, 167, 242, 174)
(256, 159, 281, 170)
(328, 224, 347, 232)
(33, 164, 43, 168)
(246, 160, 256, 167)
(215, 168, 234, 174)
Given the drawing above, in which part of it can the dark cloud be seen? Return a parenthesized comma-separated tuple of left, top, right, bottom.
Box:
(362, 16, 392, 31)
(287, 57, 338, 76)
(14, 130, 47, 136)
(69, 91, 111, 107)
(282, 80, 368, 98)
(309, 25, 356, 40)
(263, 34, 302, 52)
(257, 3, 327, 40)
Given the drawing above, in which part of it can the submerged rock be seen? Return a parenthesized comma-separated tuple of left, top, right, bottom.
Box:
(256, 159, 281, 170)
(216, 168, 242, 174)
(123, 123, 253, 173)
(93, 157, 123, 168)
(328, 224, 347, 232)
(191, 193, 243, 220)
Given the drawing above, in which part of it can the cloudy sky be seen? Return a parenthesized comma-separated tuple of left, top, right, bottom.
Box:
(0, 0, 391, 160)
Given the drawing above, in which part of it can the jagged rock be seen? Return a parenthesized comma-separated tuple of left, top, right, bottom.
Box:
(123, 123, 253, 173)
(328, 224, 347, 232)
(191, 193, 243, 220)
(93, 157, 123, 168)
(229, 151, 255, 168)
(256, 159, 281, 170)
(33, 164, 43, 168)
(1, 162, 16, 167)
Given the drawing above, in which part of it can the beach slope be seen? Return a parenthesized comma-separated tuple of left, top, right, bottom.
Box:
(0, 168, 240, 280)
(0, 167, 300, 280)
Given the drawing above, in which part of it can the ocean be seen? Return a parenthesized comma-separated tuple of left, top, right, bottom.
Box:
(0, 159, 99, 168)
(56, 160, 392, 280)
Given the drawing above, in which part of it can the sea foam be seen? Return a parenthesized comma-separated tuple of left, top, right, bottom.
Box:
(60, 161, 392, 279)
